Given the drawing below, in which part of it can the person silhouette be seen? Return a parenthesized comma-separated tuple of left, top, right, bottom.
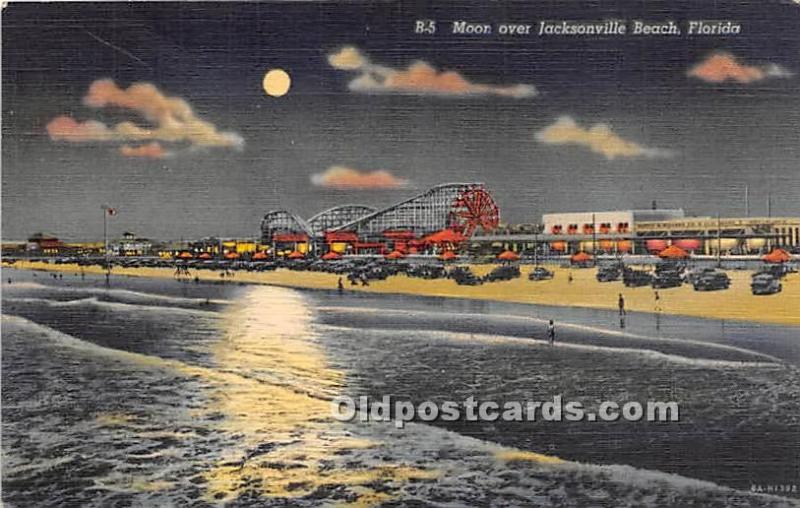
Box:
(547, 320, 556, 345)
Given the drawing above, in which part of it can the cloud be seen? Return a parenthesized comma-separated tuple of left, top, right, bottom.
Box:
(85, 79, 244, 148)
(120, 142, 168, 159)
(536, 116, 669, 160)
(47, 79, 243, 158)
(46, 116, 115, 142)
(688, 52, 793, 83)
(328, 46, 368, 71)
(310, 166, 408, 189)
(328, 46, 536, 98)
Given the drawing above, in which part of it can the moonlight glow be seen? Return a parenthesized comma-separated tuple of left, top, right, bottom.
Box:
(263, 69, 291, 97)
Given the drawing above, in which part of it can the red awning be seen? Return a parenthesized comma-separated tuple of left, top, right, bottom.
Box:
(496, 250, 520, 261)
(273, 233, 309, 243)
(658, 245, 690, 259)
(321, 251, 342, 260)
(439, 250, 457, 261)
(385, 250, 405, 260)
(763, 248, 791, 263)
(570, 251, 593, 263)
(325, 231, 359, 243)
(252, 251, 268, 260)
(424, 229, 466, 244)
(287, 250, 305, 259)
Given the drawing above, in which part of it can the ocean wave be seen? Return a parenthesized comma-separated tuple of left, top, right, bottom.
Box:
(316, 305, 783, 365)
(3, 281, 233, 307)
(3, 296, 221, 318)
(317, 323, 780, 369)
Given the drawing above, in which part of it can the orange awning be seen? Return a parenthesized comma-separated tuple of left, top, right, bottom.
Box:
(198, 252, 212, 259)
(385, 250, 405, 260)
(224, 251, 240, 259)
(439, 250, 457, 261)
(287, 250, 305, 259)
(658, 245, 690, 259)
(763, 248, 791, 263)
(570, 251, 593, 263)
(177, 251, 193, 259)
(424, 229, 466, 244)
(497, 250, 520, 261)
(321, 251, 342, 260)
(252, 251, 268, 260)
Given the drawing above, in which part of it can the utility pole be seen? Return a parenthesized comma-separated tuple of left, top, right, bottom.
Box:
(101, 204, 115, 283)
(745, 185, 749, 217)
(716, 212, 722, 268)
(767, 192, 772, 218)
(592, 213, 597, 266)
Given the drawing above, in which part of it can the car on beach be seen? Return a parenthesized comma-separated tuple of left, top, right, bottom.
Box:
(484, 265, 520, 282)
(651, 269, 683, 289)
(596, 265, 621, 282)
(751, 273, 782, 295)
(693, 271, 731, 291)
(623, 268, 652, 287)
(448, 266, 483, 285)
(528, 266, 554, 281)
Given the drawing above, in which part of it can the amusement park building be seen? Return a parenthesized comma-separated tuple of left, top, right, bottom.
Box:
(260, 183, 500, 255)
(475, 210, 800, 255)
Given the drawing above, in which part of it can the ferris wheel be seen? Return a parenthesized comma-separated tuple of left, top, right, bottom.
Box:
(448, 186, 500, 237)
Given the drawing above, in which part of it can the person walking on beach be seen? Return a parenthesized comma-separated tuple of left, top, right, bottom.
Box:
(337, 277, 344, 294)
(568, 272, 573, 284)
(618, 293, 626, 316)
(547, 320, 556, 345)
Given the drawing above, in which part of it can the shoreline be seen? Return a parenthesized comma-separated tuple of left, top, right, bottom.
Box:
(4, 260, 799, 327)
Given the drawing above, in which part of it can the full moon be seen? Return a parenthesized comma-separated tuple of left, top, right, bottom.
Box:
(263, 69, 291, 97)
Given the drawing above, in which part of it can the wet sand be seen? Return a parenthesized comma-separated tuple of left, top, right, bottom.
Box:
(7, 260, 799, 326)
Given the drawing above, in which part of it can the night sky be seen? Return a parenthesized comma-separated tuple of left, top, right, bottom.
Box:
(3, 1, 799, 241)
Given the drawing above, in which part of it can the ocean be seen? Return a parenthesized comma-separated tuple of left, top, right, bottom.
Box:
(2, 268, 798, 506)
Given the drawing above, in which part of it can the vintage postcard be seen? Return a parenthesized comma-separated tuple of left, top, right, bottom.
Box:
(2, 1, 799, 506)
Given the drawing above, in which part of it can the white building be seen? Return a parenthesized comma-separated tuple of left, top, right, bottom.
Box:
(542, 209, 685, 236)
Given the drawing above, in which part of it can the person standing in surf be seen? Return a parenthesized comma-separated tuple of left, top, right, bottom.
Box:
(547, 320, 556, 345)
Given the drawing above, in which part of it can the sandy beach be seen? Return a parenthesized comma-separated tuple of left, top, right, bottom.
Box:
(6, 260, 799, 326)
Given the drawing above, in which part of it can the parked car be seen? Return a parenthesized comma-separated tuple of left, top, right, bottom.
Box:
(754, 265, 788, 279)
(596, 265, 621, 282)
(529, 266, 554, 281)
(484, 265, 521, 282)
(449, 266, 482, 286)
(751, 273, 782, 295)
(684, 267, 717, 285)
(693, 272, 731, 291)
(652, 270, 683, 289)
(623, 268, 652, 287)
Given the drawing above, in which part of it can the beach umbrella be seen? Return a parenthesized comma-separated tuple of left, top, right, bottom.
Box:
(224, 251, 240, 260)
(658, 245, 690, 260)
(763, 248, 791, 263)
(287, 250, 305, 259)
(439, 250, 457, 262)
(424, 229, 466, 245)
(570, 251, 593, 264)
(496, 250, 520, 263)
(322, 251, 342, 260)
(385, 250, 405, 260)
(198, 252, 212, 259)
(252, 251, 268, 260)
(177, 251, 193, 259)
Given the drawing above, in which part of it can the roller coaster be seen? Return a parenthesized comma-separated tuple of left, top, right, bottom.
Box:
(260, 183, 500, 253)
